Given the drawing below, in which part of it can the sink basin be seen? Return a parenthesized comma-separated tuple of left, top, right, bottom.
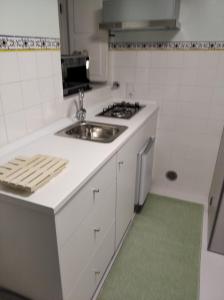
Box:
(56, 121, 128, 143)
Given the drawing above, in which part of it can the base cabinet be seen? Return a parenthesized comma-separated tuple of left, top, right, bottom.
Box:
(0, 111, 157, 300)
(116, 114, 157, 248)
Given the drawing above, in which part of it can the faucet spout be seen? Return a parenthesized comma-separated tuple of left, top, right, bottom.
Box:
(75, 89, 86, 122)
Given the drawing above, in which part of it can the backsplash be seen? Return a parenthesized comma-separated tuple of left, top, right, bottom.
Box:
(0, 35, 60, 51)
(0, 34, 115, 148)
(109, 41, 224, 50)
(110, 50, 224, 203)
(0, 49, 64, 146)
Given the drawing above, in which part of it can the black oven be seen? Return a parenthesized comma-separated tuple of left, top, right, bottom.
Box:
(61, 54, 91, 97)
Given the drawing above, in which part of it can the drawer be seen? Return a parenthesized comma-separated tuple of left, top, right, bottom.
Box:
(56, 155, 116, 247)
(59, 210, 94, 297)
(66, 260, 95, 300)
(59, 187, 116, 298)
(92, 221, 116, 289)
(63, 221, 115, 300)
(90, 175, 116, 250)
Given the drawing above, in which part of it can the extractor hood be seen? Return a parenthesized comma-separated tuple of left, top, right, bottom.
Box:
(100, 0, 181, 31)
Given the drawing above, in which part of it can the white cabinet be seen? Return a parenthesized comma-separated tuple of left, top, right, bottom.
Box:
(56, 156, 116, 299)
(0, 110, 158, 300)
(116, 114, 158, 248)
(68, 0, 108, 82)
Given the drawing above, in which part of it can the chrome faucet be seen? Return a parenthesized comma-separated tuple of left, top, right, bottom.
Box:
(74, 90, 86, 122)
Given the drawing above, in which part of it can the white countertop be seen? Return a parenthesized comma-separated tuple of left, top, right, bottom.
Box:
(0, 99, 158, 214)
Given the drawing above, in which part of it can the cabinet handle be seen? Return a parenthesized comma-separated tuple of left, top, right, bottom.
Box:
(92, 188, 100, 194)
(118, 161, 124, 170)
(94, 270, 101, 275)
(209, 196, 213, 206)
(94, 227, 101, 233)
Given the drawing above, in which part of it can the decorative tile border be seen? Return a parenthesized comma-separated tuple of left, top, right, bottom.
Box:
(109, 41, 224, 50)
(0, 35, 60, 51)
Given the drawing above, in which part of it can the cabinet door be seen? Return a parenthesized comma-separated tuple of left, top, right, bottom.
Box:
(116, 135, 141, 248)
(115, 116, 158, 248)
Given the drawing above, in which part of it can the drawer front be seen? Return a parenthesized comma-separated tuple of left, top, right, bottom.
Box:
(64, 221, 115, 300)
(59, 210, 94, 297)
(59, 182, 116, 297)
(90, 175, 116, 251)
(92, 221, 116, 289)
(56, 155, 116, 247)
(66, 261, 95, 300)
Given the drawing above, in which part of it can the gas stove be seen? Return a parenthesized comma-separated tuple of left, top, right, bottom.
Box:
(96, 101, 145, 119)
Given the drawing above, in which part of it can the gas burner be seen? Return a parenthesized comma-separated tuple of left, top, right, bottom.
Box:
(96, 102, 145, 119)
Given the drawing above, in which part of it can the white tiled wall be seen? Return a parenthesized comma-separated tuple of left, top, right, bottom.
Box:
(0, 50, 64, 146)
(110, 50, 224, 203)
(0, 49, 116, 148)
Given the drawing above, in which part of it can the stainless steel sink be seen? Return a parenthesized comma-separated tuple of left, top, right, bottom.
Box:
(56, 121, 128, 143)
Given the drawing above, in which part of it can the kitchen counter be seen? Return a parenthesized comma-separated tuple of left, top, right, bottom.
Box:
(0, 99, 158, 214)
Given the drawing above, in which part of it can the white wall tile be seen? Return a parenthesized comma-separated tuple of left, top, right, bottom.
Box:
(207, 118, 224, 137)
(42, 101, 59, 125)
(157, 114, 176, 132)
(53, 75, 64, 99)
(150, 51, 168, 68)
(18, 52, 37, 80)
(149, 68, 181, 86)
(110, 49, 223, 204)
(0, 83, 23, 114)
(180, 69, 197, 86)
(149, 69, 168, 85)
(38, 77, 55, 102)
(112, 51, 137, 68)
(52, 51, 62, 76)
(0, 117, 8, 146)
(22, 79, 41, 108)
(134, 84, 150, 100)
(0, 52, 20, 84)
(179, 100, 210, 118)
(160, 100, 181, 116)
(180, 86, 213, 102)
(215, 67, 224, 87)
(25, 105, 44, 133)
(196, 68, 217, 87)
(0, 50, 66, 148)
(136, 51, 151, 68)
(135, 68, 149, 84)
(197, 52, 219, 70)
(5, 111, 27, 142)
(212, 87, 224, 103)
(36, 51, 53, 78)
(165, 52, 184, 68)
(0, 97, 3, 116)
(210, 101, 224, 120)
(113, 67, 135, 83)
(182, 52, 201, 69)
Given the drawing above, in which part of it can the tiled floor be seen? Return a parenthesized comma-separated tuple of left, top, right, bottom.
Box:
(200, 207, 224, 300)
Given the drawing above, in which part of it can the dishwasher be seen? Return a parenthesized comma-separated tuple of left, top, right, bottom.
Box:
(135, 137, 155, 212)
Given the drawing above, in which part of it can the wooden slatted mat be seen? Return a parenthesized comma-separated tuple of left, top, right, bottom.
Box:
(0, 155, 68, 193)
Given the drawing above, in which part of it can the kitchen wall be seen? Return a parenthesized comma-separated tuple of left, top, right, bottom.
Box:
(0, 0, 114, 148)
(110, 50, 224, 204)
(112, 0, 224, 42)
(0, 47, 114, 147)
(109, 0, 224, 204)
(0, 0, 60, 37)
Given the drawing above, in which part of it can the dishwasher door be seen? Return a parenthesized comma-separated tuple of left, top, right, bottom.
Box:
(135, 137, 155, 212)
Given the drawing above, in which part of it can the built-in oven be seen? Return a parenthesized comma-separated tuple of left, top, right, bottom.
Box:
(61, 54, 91, 97)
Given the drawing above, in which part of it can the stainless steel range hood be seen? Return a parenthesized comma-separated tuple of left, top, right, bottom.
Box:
(100, 0, 181, 31)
